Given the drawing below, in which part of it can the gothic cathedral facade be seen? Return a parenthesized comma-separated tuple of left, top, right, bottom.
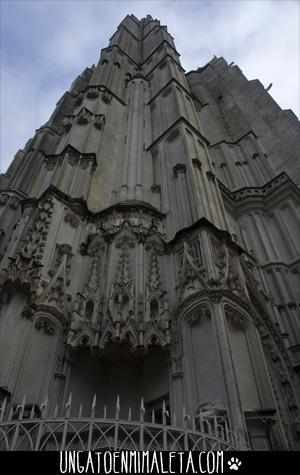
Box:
(0, 15, 300, 451)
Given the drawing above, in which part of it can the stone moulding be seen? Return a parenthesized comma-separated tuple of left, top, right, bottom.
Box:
(43, 144, 97, 171)
(219, 172, 300, 207)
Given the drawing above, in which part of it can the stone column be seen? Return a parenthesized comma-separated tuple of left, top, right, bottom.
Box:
(210, 298, 249, 449)
(170, 361, 184, 427)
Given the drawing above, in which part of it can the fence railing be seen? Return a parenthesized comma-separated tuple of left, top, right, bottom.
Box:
(0, 394, 245, 451)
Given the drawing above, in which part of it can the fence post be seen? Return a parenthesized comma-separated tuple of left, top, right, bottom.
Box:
(34, 394, 48, 451)
(87, 394, 96, 450)
(10, 395, 26, 451)
(114, 395, 120, 450)
(139, 398, 145, 450)
(61, 393, 72, 450)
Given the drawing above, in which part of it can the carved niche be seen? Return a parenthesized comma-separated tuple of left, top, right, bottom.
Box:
(108, 229, 136, 323)
(48, 243, 73, 285)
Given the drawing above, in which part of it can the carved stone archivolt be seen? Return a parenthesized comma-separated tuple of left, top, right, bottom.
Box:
(98, 210, 166, 243)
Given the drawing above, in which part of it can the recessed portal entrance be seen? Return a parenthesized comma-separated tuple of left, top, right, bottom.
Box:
(67, 345, 170, 420)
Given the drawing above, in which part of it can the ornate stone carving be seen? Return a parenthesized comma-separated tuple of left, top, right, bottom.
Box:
(76, 107, 92, 125)
(192, 158, 202, 169)
(226, 256, 243, 294)
(62, 116, 73, 131)
(206, 171, 215, 181)
(177, 240, 207, 302)
(93, 114, 105, 130)
(196, 400, 225, 417)
(67, 234, 106, 348)
(114, 228, 136, 249)
(38, 254, 69, 319)
(0, 192, 20, 209)
(86, 234, 106, 257)
(210, 236, 228, 287)
(226, 309, 248, 330)
(101, 88, 112, 103)
(48, 243, 73, 284)
(187, 307, 210, 326)
(108, 247, 135, 322)
(74, 92, 83, 107)
(34, 316, 57, 335)
(6, 196, 54, 291)
(176, 232, 247, 305)
(151, 184, 161, 193)
(67, 294, 95, 348)
(86, 87, 99, 99)
(173, 163, 187, 177)
(7, 245, 43, 290)
(63, 211, 80, 228)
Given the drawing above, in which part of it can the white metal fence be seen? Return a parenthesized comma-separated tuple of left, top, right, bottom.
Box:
(0, 394, 244, 451)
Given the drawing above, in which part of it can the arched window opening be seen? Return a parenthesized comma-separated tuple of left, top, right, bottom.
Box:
(150, 298, 159, 319)
(85, 300, 94, 319)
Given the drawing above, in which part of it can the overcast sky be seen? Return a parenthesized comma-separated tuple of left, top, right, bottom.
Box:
(0, 0, 299, 173)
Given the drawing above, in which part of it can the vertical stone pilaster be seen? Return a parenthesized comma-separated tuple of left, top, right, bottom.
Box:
(170, 370, 184, 426)
(210, 300, 249, 449)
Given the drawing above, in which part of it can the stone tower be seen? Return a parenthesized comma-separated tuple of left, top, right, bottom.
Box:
(0, 14, 299, 451)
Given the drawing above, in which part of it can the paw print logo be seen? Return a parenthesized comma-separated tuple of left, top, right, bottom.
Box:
(228, 457, 242, 471)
